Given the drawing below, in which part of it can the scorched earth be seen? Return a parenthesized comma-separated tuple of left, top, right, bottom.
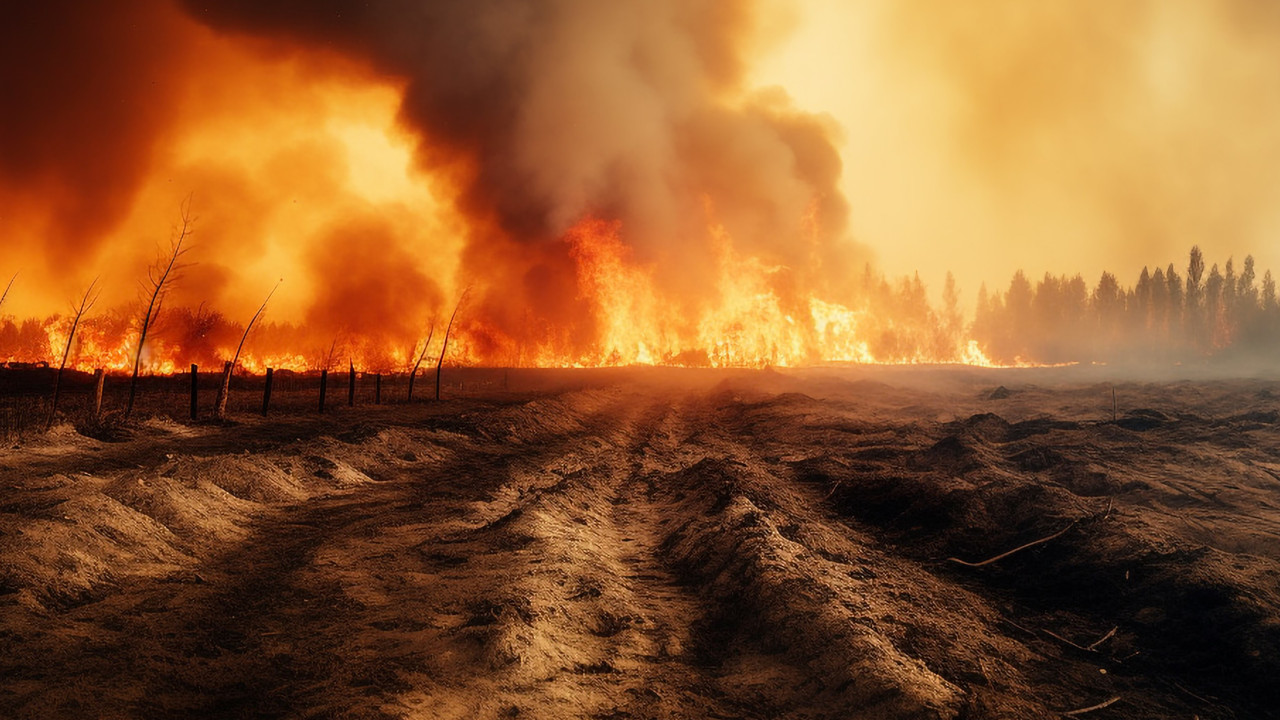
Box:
(1, 366, 1278, 719)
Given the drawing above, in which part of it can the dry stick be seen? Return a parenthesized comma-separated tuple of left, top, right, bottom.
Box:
(407, 322, 436, 401)
(947, 520, 1079, 567)
(1062, 696, 1121, 716)
(1086, 626, 1118, 651)
(1041, 628, 1097, 654)
(436, 291, 468, 401)
(216, 280, 280, 418)
(128, 201, 192, 418)
(48, 278, 100, 428)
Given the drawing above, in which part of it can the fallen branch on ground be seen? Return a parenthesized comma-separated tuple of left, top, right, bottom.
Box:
(1062, 696, 1121, 716)
(1086, 626, 1117, 651)
(947, 520, 1078, 567)
(1041, 626, 1120, 661)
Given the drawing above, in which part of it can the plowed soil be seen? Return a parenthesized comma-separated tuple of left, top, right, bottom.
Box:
(2, 367, 1277, 719)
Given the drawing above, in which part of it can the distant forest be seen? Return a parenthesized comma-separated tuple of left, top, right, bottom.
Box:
(969, 246, 1279, 365)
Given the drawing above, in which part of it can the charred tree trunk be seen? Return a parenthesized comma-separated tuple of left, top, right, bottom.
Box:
(262, 368, 274, 416)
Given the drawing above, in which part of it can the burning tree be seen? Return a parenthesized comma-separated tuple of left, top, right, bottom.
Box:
(126, 201, 192, 419)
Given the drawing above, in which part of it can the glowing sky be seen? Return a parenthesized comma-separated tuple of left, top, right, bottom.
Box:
(755, 0, 1280, 302)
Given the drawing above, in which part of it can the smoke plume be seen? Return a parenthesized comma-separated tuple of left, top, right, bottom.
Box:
(183, 0, 858, 349)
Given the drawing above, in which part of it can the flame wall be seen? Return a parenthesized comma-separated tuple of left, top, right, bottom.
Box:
(2, 0, 893, 371)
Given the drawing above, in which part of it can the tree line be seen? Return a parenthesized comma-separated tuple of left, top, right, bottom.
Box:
(972, 246, 1280, 365)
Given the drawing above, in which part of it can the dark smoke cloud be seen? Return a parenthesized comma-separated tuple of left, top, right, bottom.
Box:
(182, 0, 861, 309)
(0, 0, 191, 259)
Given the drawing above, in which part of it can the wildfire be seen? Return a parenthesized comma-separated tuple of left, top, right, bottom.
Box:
(0, 2, 1057, 376)
(2, 211, 1020, 374)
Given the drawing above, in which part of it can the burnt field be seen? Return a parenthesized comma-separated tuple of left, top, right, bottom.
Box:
(1, 366, 1278, 719)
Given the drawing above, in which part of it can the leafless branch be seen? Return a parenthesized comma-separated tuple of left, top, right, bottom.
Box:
(436, 288, 470, 400)
(127, 198, 194, 418)
(231, 279, 281, 371)
(407, 318, 436, 401)
(216, 279, 282, 418)
(49, 278, 101, 427)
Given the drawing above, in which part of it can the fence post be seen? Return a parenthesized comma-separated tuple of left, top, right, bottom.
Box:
(348, 361, 356, 407)
(262, 367, 273, 417)
(375, 373, 382, 405)
(319, 369, 328, 414)
(190, 364, 198, 421)
(93, 369, 105, 419)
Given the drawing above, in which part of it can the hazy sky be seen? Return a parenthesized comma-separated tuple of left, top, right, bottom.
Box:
(754, 0, 1280, 301)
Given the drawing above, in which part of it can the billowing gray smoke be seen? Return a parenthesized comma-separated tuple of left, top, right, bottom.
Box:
(183, 0, 860, 352)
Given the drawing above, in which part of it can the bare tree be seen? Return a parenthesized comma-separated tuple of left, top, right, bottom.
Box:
(406, 319, 436, 401)
(436, 290, 469, 400)
(127, 200, 193, 418)
(215, 279, 282, 418)
(48, 279, 100, 428)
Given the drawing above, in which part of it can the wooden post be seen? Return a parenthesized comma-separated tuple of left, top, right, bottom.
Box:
(93, 369, 104, 419)
(1112, 386, 1117, 422)
(319, 369, 328, 414)
(262, 367, 273, 416)
(348, 361, 356, 407)
(375, 373, 382, 405)
(190, 364, 198, 421)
